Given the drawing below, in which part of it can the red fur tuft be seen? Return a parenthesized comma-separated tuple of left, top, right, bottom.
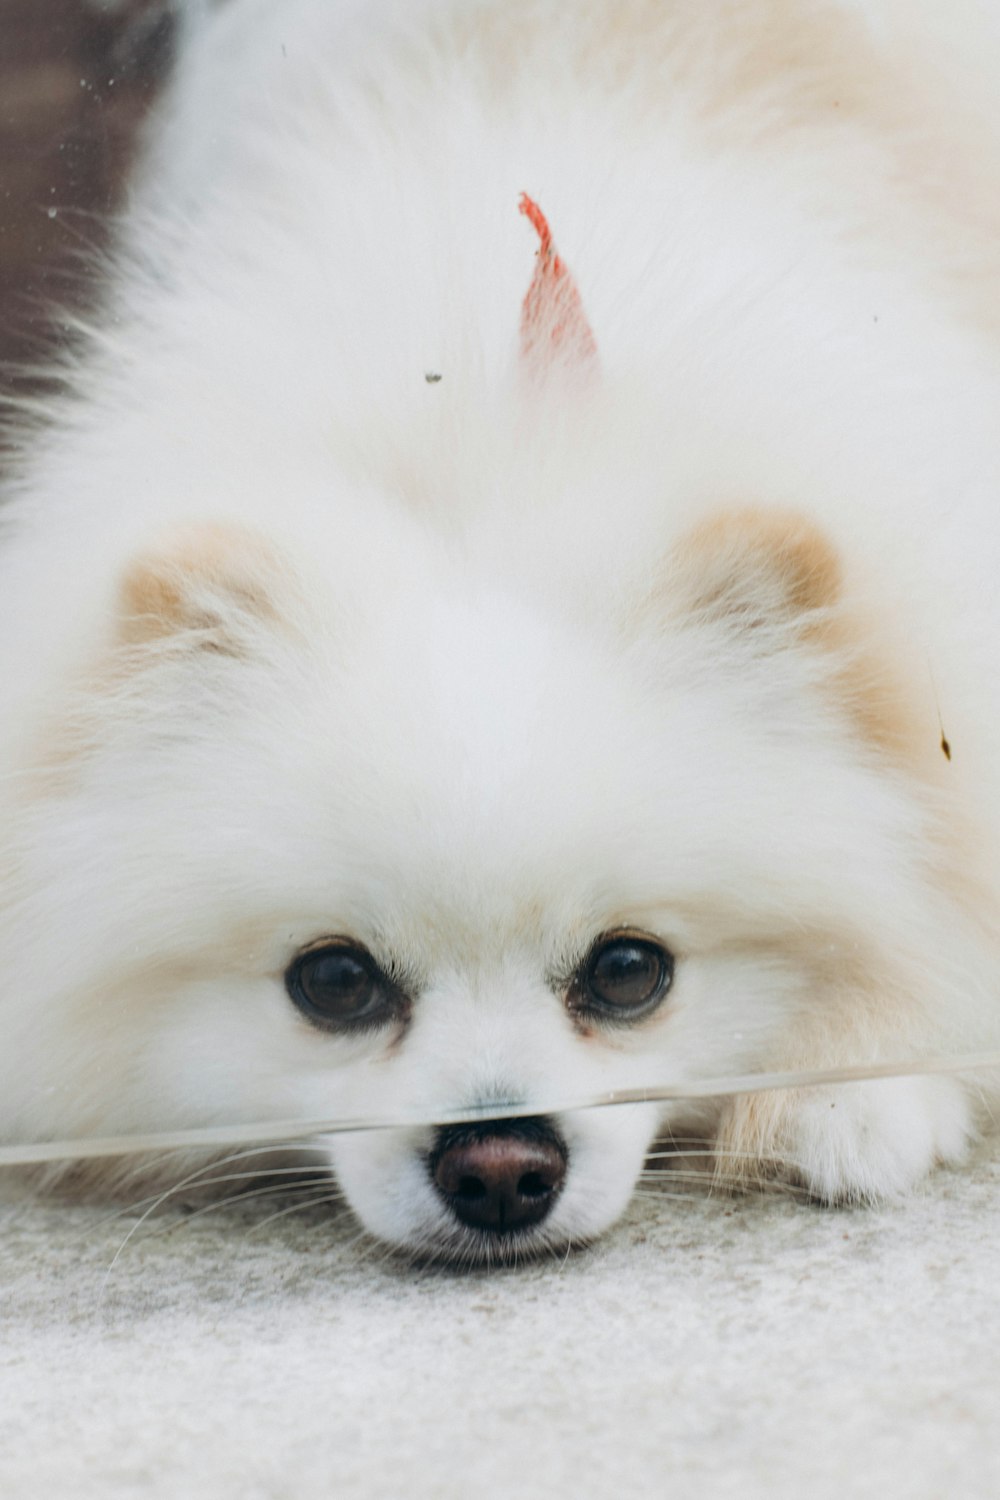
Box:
(518, 192, 597, 368)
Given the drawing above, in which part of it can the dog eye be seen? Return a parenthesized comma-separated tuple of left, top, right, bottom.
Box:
(577, 934, 673, 1020)
(285, 942, 403, 1031)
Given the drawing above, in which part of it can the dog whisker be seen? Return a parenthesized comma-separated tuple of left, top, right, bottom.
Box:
(99, 1146, 328, 1286)
(129, 1173, 337, 1245)
(241, 1190, 350, 1237)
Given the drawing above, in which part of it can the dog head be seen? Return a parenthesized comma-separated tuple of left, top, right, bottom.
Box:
(0, 476, 962, 1261)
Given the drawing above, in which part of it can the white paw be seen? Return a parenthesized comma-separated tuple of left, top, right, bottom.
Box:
(783, 1074, 972, 1203)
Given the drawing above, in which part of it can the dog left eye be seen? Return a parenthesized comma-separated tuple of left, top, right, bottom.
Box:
(574, 934, 673, 1020)
(285, 941, 404, 1031)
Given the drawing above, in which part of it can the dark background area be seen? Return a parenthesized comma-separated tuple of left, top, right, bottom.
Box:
(0, 0, 177, 408)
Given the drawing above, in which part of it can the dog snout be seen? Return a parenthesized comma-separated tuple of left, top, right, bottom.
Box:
(429, 1118, 567, 1233)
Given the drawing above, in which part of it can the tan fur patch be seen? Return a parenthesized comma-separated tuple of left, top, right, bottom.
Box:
(677, 505, 842, 623)
(449, 0, 873, 124)
(119, 523, 280, 649)
(669, 505, 952, 779)
(825, 605, 933, 770)
(20, 525, 296, 796)
(709, 963, 910, 1199)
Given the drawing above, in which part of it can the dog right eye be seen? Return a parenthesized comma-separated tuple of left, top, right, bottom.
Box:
(285, 941, 405, 1031)
(572, 932, 674, 1023)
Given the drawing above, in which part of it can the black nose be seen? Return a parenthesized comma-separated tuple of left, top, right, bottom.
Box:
(430, 1118, 568, 1233)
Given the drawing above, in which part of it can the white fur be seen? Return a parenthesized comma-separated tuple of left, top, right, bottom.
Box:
(2, 0, 1000, 1258)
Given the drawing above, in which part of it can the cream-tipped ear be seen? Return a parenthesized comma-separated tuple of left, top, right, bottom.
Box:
(672, 506, 842, 632)
(668, 505, 950, 771)
(118, 523, 283, 653)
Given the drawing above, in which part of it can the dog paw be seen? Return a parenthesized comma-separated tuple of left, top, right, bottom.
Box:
(779, 1074, 972, 1203)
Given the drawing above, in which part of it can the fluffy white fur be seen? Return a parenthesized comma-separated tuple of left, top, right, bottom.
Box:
(2, 0, 1000, 1260)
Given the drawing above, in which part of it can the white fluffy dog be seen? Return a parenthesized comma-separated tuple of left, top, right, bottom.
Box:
(2, 0, 1000, 1260)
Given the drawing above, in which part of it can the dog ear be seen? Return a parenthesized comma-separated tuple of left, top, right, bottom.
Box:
(117, 522, 285, 655)
(666, 506, 945, 769)
(672, 506, 842, 636)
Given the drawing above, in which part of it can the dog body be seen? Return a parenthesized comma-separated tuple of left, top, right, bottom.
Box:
(3, 0, 1000, 1258)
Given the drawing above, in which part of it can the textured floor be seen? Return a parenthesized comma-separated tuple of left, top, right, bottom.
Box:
(1, 1143, 998, 1500)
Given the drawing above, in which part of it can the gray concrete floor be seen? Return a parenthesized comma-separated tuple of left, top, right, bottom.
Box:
(1, 1142, 997, 1499)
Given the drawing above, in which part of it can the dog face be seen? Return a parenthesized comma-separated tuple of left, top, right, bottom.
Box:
(1, 483, 956, 1261)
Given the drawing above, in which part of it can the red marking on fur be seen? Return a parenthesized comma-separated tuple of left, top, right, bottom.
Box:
(519, 192, 597, 367)
(520, 193, 555, 260)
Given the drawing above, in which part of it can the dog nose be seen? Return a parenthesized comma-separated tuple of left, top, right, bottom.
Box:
(430, 1119, 567, 1233)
